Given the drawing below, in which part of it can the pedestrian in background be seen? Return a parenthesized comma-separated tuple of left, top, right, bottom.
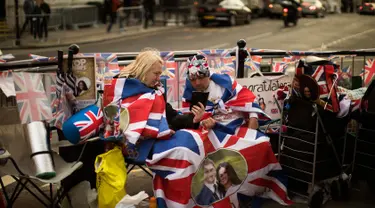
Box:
(32, 0, 42, 40)
(39, 0, 51, 41)
(107, 0, 122, 33)
(20, 0, 35, 36)
(143, 0, 155, 29)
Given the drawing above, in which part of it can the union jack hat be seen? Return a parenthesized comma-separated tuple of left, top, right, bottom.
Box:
(186, 55, 210, 80)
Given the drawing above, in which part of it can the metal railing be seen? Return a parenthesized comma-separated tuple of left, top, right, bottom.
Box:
(116, 6, 144, 29)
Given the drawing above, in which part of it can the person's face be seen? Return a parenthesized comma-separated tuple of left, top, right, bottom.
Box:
(79, 82, 85, 90)
(203, 164, 216, 184)
(98, 61, 106, 69)
(218, 167, 230, 187)
(304, 87, 311, 98)
(190, 77, 210, 92)
(144, 62, 162, 88)
(293, 78, 300, 90)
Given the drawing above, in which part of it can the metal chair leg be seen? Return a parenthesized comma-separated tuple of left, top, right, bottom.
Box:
(127, 165, 136, 174)
(138, 165, 153, 178)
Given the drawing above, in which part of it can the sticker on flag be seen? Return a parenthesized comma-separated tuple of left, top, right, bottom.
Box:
(191, 149, 248, 207)
(197, 49, 235, 77)
(13, 72, 53, 124)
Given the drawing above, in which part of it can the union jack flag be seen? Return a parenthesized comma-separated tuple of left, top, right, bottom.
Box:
(163, 62, 186, 108)
(161, 51, 177, 79)
(13, 72, 52, 124)
(149, 127, 291, 207)
(296, 63, 340, 112)
(83, 53, 121, 76)
(245, 52, 262, 72)
(197, 49, 235, 76)
(73, 108, 104, 142)
(272, 61, 287, 73)
(360, 58, 375, 86)
(104, 78, 172, 145)
(43, 73, 58, 125)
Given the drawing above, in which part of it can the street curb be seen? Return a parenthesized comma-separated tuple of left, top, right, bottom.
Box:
(1, 24, 194, 51)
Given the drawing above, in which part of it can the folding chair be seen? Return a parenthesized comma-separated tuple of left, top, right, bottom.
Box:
(125, 139, 156, 178)
(0, 124, 100, 208)
(0, 148, 83, 208)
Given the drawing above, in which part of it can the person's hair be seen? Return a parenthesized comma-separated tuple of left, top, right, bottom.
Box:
(78, 80, 88, 90)
(203, 158, 215, 168)
(216, 162, 242, 186)
(119, 49, 163, 83)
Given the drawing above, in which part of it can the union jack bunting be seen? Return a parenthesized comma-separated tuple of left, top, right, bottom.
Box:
(360, 58, 375, 86)
(197, 49, 235, 76)
(13, 72, 52, 124)
(245, 49, 263, 72)
(272, 61, 287, 73)
(0, 71, 16, 97)
(83, 53, 121, 76)
(29, 54, 56, 62)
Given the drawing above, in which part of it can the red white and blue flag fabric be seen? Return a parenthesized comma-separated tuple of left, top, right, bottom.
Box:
(149, 129, 292, 207)
(103, 78, 172, 145)
(13, 72, 52, 124)
(145, 74, 291, 207)
(360, 58, 375, 87)
(62, 105, 104, 144)
(296, 62, 340, 112)
(197, 49, 235, 77)
(181, 74, 271, 126)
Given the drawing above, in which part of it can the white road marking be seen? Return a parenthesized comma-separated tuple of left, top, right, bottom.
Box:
(206, 43, 231, 49)
(309, 28, 375, 51)
(245, 32, 273, 41)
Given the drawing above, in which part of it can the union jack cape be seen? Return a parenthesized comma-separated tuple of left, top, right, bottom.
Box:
(146, 74, 291, 207)
(104, 78, 172, 145)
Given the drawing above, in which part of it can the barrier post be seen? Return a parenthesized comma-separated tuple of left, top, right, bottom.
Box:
(236, 39, 248, 78)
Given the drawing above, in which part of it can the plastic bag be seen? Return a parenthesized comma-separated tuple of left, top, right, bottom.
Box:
(95, 146, 127, 208)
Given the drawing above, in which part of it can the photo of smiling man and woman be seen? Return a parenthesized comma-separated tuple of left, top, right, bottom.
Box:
(191, 149, 250, 208)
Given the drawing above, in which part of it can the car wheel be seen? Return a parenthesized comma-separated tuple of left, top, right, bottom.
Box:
(229, 15, 236, 26)
(245, 14, 252, 24)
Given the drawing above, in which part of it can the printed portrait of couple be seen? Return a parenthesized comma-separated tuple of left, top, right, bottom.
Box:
(191, 149, 250, 208)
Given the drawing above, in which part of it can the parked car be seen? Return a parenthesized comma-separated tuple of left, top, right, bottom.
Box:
(301, 0, 326, 17)
(197, 0, 252, 26)
(266, 0, 284, 18)
(359, 2, 375, 14)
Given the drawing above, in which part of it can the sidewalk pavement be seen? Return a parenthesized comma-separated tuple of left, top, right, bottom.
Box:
(0, 21, 189, 51)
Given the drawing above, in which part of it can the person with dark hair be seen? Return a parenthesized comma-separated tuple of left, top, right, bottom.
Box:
(195, 158, 223, 205)
(20, 0, 35, 36)
(38, 0, 50, 41)
(77, 80, 88, 96)
(217, 162, 243, 208)
(258, 96, 266, 111)
(182, 55, 270, 131)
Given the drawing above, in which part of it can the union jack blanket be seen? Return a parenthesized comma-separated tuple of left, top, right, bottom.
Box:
(145, 74, 291, 207)
(103, 78, 172, 144)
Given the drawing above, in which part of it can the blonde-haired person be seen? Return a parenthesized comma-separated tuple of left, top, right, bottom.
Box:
(118, 49, 206, 131)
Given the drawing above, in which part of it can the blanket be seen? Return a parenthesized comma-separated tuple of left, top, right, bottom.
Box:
(104, 78, 171, 144)
(146, 74, 290, 207)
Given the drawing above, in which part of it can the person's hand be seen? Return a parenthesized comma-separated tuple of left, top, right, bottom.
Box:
(201, 117, 216, 129)
(191, 102, 206, 123)
(169, 129, 175, 135)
